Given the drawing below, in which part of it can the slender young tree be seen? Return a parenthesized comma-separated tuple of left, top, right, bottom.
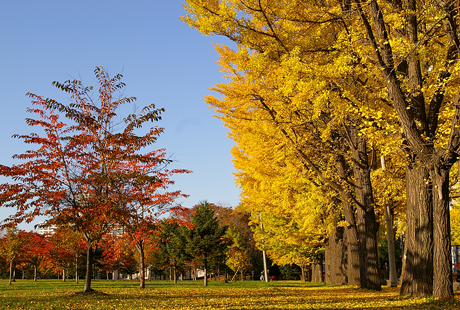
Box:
(114, 155, 190, 289)
(0, 227, 25, 285)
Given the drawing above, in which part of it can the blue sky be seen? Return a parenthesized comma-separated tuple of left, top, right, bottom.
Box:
(0, 1, 240, 229)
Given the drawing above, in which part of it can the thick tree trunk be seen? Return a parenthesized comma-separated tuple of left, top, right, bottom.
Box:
(203, 262, 208, 286)
(336, 154, 360, 286)
(83, 241, 94, 293)
(311, 260, 323, 283)
(307, 265, 312, 282)
(400, 165, 433, 297)
(431, 166, 453, 299)
(62, 268, 66, 282)
(351, 129, 381, 291)
(325, 227, 347, 285)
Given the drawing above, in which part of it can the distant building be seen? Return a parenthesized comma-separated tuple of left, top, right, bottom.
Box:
(38, 222, 56, 235)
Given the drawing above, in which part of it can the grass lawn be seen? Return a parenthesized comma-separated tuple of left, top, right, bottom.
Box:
(1, 279, 460, 309)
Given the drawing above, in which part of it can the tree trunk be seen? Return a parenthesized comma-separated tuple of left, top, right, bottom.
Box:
(325, 227, 347, 285)
(306, 265, 312, 282)
(400, 165, 433, 297)
(34, 266, 37, 282)
(137, 243, 145, 289)
(336, 154, 360, 286)
(262, 249, 269, 282)
(300, 265, 306, 282)
(431, 166, 453, 299)
(204, 260, 208, 286)
(381, 155, 397, 287)
(9, 259, 13, 285)
(174, 266, 177, 285)
(62, 268, 66, 282)
(83, 241, 94, 293)
(75, 254, 79, 284)
(351, 129, 381, 291)
(384, 203, 398, 287)
(311, 260, 323, 283)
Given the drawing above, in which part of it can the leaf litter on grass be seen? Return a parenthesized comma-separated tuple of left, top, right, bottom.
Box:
(1, 280, 460, 309)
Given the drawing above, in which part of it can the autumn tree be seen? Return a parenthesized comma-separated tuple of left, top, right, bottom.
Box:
(0, 67, 175, 293)
(182, 0, 460, 298)
(0, 227, 25, 285)
(112, 150, 190, 289)
(226, 227, 252, 281)
(182, 1, 394, 291)
(100, 233, 137, 279)
(214, 205, 260, 280)
(41, 225, 85, 282)
(21, 231, 47, 281)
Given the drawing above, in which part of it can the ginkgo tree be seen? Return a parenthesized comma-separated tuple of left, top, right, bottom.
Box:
(182, 0, 460, 298)
(0, 67, 186, 293)
(182, 9, 391, 291)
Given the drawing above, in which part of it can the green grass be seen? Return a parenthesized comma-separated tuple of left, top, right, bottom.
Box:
(0, 279, 459, 309)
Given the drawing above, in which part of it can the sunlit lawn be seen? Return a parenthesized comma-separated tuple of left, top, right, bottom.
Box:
(1, 279, 460, 309)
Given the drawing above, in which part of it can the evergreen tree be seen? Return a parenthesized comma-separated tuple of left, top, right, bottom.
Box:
(185, 201, 228, 286)
(158, 219, 189, 284)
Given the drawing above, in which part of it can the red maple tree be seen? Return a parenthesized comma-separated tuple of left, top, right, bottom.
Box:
(0, 67, 189, 292)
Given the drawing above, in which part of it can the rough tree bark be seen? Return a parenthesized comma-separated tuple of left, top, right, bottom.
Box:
(351, 129, 381, 291)
(431, 165, 453, 299)
(400, 165, 433, 297)
(325, 227, 347, 285)
(336, 154, 361, 286)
